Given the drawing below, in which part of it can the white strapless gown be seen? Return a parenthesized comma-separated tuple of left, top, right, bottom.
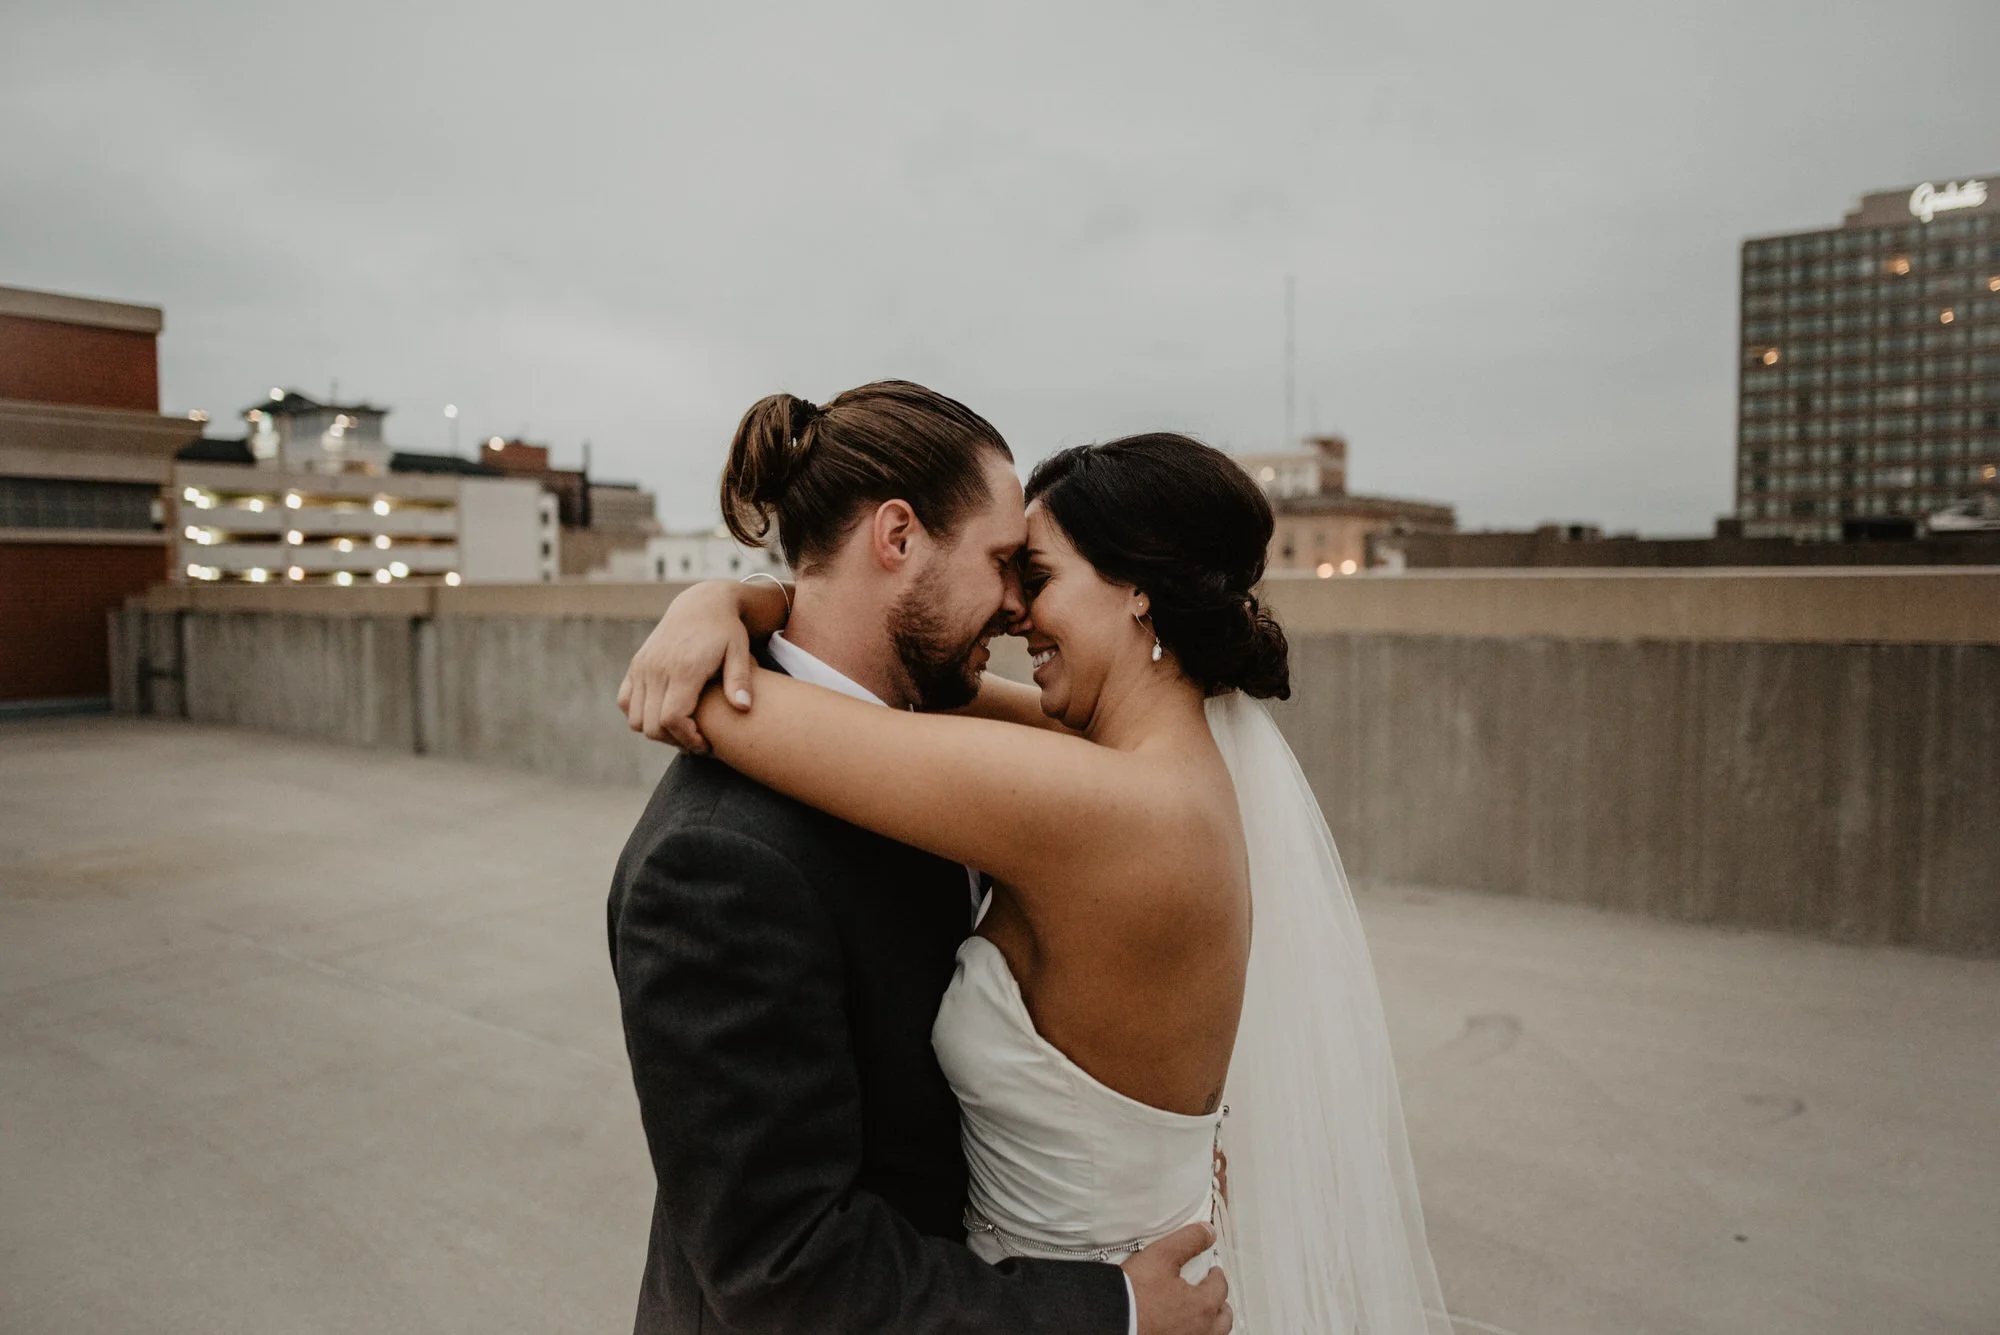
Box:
(931, 934, 1222, 1281)
(930, 699, 1451, 1334)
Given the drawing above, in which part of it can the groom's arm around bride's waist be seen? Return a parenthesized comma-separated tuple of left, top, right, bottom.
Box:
(608, 789, 1130, 1334)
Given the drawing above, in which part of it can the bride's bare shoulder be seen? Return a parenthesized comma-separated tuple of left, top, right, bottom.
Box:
(1085, 752, 1248, 910)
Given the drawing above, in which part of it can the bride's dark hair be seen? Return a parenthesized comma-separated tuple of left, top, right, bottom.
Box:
(1024, 433, 1290, 700)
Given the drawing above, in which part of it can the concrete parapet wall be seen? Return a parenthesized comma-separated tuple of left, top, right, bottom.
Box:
(1275, 634, 1999, 955)
(180, 612, 417, 750)
(112, 571, 2000, 954)
(128, 566, 2000, 645)
(428, 615, 669, 786)
(129, 580, 682, 620)
(1259, 567, 2000, 644)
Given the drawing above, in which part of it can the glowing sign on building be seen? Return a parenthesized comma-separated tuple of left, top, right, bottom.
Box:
(1908, 179, 1988, 224)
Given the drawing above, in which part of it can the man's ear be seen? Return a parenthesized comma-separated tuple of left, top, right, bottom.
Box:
(867, 499, 921, 572)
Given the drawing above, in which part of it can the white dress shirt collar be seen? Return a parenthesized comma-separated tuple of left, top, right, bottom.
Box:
(766, 631, 887, 707)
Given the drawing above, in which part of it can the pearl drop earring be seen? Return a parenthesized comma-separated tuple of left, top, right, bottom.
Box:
(1136, 610, 1162, 662)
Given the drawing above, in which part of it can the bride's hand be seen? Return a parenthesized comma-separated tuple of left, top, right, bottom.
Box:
(619, 580, 778, 752)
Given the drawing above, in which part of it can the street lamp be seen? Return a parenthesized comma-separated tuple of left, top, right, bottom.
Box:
(444, 403, 459, 453)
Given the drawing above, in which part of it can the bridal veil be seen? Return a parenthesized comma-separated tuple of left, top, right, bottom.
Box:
(1205, 692, 1452, 1334)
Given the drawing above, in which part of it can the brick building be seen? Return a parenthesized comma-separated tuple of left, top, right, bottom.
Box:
(1235, 434, 1456, 575)
(0, 284, 195, 708)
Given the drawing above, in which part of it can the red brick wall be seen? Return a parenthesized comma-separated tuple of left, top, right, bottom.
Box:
(0, 314, 159, 411)
(0, 542, 169, 701)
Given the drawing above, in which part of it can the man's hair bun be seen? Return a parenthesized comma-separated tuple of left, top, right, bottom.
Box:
(719, 382, 1011, 571)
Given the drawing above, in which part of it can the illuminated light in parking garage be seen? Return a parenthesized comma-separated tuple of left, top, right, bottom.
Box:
(373, 534, 391, 549)
(286, 530, 304, 545)
(389, 561, 409, 578)
(182, 487, 200, 502)
(373, 569, 392, 584)
(1941, 309, 1956, 324)
(1761, 349, 1780, 365)
(334, 538, 354, 553)
(1316, 562, 1335, 578)
(247, 568, 268, 583)
(372, 498, 391, 516)
(1340, 559, 1359, 575)
(287, 566, 304, 581)
(335, 571, 354, 586)
(444, 572, 462, 587)
(284, 492, 302, 509)
(184, 525, 202, 540)
(245, 497, 266, 513)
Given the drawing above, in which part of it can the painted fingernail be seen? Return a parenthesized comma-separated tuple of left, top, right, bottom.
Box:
(732, 690, 752, 708)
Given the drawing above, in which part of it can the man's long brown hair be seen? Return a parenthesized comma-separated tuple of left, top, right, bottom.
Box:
(720, 380, 1012, 571)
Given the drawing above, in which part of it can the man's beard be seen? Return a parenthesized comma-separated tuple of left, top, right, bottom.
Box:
(888, 567, 1006, 712)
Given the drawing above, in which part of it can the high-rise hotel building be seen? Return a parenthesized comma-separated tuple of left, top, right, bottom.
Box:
(1737, 175, 2000, 539)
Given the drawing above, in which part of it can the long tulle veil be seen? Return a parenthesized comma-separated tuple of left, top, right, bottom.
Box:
(1205, 692, 1452, 1334)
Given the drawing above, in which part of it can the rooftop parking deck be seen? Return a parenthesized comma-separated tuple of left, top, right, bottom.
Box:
(3, 718, 1996, 1334)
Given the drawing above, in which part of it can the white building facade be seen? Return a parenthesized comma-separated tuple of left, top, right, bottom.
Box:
(598, 529, 787, 583)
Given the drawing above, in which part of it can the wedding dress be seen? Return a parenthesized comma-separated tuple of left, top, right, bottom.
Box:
(931, 693, 1451, 1334)
(933, 932, 1225, 1277)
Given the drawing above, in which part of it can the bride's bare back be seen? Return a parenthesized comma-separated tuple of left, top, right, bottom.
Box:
(974, 729, 1248, 1118)
(689, 664, 1251, 1118)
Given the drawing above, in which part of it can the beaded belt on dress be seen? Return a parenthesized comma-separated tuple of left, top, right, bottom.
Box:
(964, 1162, 1223, 1264)
(962, 1204, 1196, 1264)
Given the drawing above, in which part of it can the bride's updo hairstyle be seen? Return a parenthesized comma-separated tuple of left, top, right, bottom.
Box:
(1025, 433, 1290, 700)
(721, 380, 1012, 572)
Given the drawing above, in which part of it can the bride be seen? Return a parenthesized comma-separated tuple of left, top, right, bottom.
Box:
(620, 427, 1450, 1334)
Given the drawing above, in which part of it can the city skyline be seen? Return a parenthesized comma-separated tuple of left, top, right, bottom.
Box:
(5, 0, 1997, 533)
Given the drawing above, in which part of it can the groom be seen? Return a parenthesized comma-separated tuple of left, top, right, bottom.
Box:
(607, 382, 1227, 1335)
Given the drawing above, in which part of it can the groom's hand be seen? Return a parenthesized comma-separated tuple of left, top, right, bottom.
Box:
(1122, 1223, 1231, 1335)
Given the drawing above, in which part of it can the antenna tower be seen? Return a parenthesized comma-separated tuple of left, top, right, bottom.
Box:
(1283, 275, 1297, 447)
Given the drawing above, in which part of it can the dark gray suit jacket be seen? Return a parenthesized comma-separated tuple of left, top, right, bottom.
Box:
(607, 681, 1129, 1334)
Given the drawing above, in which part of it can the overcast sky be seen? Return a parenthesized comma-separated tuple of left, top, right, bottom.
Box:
(5, 1, 1996, 532)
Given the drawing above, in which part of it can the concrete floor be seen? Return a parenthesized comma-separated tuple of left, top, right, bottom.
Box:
(2, 719, 1995, 1335)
